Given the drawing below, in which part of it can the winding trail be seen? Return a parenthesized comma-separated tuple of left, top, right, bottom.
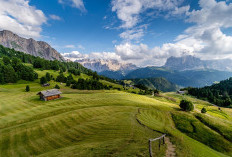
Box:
(165, 137, 176, 157)
(136, 108, 176, 157)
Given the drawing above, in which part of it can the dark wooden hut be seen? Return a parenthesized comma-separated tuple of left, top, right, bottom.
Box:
(37, 89, 62, 101)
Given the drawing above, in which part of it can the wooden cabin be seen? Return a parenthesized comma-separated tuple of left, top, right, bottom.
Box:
(37, 89, 62, 101)
(177, 90, 186, 95)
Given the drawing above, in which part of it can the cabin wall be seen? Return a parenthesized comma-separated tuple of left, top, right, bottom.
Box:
(46, 95, 60, 101)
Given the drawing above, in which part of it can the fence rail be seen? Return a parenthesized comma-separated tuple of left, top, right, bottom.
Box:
(149, 134, 166, 157)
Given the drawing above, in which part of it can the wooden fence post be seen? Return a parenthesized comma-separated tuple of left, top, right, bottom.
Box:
(149, 140, 153, 157)
(148, 134, 166, 156)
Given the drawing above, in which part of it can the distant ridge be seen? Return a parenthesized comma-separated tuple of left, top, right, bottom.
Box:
(0, 30, 64, 61)
(164, 55, 232, 72)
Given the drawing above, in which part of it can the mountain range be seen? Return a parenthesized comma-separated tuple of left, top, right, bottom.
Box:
(76, 59, 137, 73)
(1, 30, 232, 88)
(0, 30, 64, 61)
(164, 55, 232, 72)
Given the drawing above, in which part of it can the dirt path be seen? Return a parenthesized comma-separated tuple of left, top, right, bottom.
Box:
(165, 137, 176, 157)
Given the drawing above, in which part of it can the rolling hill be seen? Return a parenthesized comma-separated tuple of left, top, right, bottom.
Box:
(125, 77, 179, 92)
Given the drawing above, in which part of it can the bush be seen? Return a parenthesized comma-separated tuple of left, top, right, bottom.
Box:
(201, 107, 207, 113)
(66, 81, 71, 87)
(180, 100, 194, 111)
(40, 77, 47, 84)
(25, 85, 30, 92)
(54, 84, 60, 89)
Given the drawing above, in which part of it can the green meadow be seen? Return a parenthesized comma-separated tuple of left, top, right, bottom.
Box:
(0, 69, 232, 157)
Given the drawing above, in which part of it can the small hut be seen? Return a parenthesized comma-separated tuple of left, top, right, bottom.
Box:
(177, 91, 186, 95)
(37, 89, 62, 101)
(42, 83, 50, 87)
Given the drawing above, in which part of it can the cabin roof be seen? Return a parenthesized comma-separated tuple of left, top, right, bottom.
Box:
(37, 89, 62, 97)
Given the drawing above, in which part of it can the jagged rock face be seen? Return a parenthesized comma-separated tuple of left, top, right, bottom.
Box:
(164, 55, 232, 72)
(164, 55, 205, 71)
(0, 30, 64, 61)
(76, 59, 137, 72)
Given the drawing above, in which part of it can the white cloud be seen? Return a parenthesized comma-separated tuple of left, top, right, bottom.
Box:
(62, 51, 87, 61)
(49, 14, 61, 21)
(62, 51, 120, 62)
(66, 0, 232, 67)
(112, 0, 232, 66)
(175, 0, 232, 59)
(0, 0, 47, 38)
(65, 45, 75, 48)
(111, 0, 189, 41)
(58, 0, 86, 12)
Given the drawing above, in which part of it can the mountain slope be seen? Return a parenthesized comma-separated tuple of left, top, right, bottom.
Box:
(188, 77, 232, 107)
(129, 77, 179, 92)
(164, 55, 232, 72)
(125, 67, 232, 87)
(0, 30, 64, 61)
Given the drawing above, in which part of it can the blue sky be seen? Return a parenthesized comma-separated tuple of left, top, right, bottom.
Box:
(28, 0, 194, 53)
(1, 0, 232, 66)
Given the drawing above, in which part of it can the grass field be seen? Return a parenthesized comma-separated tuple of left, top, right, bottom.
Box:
(0, 70, 232, 156)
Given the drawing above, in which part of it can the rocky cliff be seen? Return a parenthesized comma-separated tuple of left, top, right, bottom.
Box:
(164, 55, 232, 72)
(0, 30, 64, 61)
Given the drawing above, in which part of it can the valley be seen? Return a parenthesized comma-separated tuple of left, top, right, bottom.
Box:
(0, 66, 232, 156)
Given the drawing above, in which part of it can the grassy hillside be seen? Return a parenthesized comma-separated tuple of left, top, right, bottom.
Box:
(125, 77, 179, 92)
(0, 66, 231, 156)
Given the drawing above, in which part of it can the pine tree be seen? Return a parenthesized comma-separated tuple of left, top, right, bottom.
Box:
(25, 85, 30, 92)
(40, 77, 47, 84)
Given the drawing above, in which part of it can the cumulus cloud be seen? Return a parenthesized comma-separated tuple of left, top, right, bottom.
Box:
(113, 0, 232, 66)
(0, 0, 47, 38)
(65, 0, 232, 67)
(58, 0, 86, 12)
(111, 0, 189, 41)
(62, 51, 87, 61)
(62, 51, 120, 62)
(176, 0, 232, 59)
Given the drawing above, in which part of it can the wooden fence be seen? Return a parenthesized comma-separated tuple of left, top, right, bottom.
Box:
(149, 134, 166, 157)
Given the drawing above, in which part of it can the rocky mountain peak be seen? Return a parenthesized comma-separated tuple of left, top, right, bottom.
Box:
(164, 55, 232, 72)
(76, 59, 137, 72)
(0, 30, 64, 61)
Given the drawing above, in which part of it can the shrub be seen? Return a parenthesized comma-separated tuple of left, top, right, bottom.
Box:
(66, 81, 71, 87)
(201, 107, 207, 113)
(45, 72, 51, 81)
(25, 85, 30, 92)
(180, 100, 194, 111)
(54, 84, 60, 89)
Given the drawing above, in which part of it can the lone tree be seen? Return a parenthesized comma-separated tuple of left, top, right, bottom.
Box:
(45, 72, 51, 82)
(40, 77, 47, 84)
(180, 100, 194, 111)
(25, 85, 30, 92)
(201, 107, 207, 113)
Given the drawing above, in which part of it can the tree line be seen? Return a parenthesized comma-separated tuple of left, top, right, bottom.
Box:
(0, 45, 116, 84)
(186, 77, 232, 107)
(0, 56, 38, 84)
